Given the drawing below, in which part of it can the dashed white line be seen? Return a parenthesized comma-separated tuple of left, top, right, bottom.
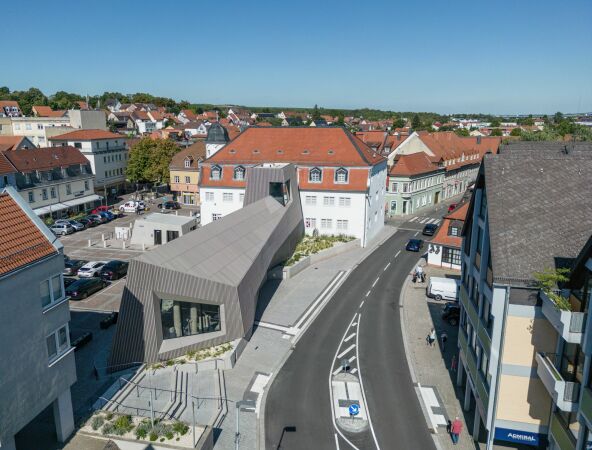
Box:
(395, 250, 401, 258)
(359, 300, 364, 308)
(383, 262, 391, 271)
(349, 356, 357, 363)
(365, 290, 371, 297)
(337, 344, 356, 359)
(344, 333, 356, 342)
(414, 231, 419, 237)
(419, 218, 428, 224)
(409, 216, 418, 222)
(333, 366, 343, 376)
(334, 433, 341, 450)
(372, 277, 379, 287)
(351, 368, 358, 375)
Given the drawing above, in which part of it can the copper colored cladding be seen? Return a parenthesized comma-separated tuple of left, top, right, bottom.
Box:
(0, 192, 57, 276)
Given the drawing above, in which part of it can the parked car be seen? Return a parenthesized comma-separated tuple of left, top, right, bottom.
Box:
(63, 277, 77, 289)
(100, 260, 129, 280)
(427, 277, 460, 301)
(100, 312, 118, 329)
(50, 223, 75, 236)
(442, 302, 460, 326)
(422, 223, 439, 236)
(55, 219, 86, 231)
(91, 205, 111, 214)
(158, 201, 181, 210)
(79, 217, 97, 228)
(119, 201, 145, 213)
(405, 239, 424, 252)
(66, 277, 107, 300)
(63, 259, 87, 276)
(77, 261, 107, 278)
(98, 211, 113, 222)
(447, 203, 457, 213)
(88, 213, 107, 224)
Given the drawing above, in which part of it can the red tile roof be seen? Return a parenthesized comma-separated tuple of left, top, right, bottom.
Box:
(170, 142, 206, 170)
(389, 152, 441, 177)
(49, 129, 123, 141)
(430, 202, 469, 248)
(206, 127, 385, 167)
(446, 201, 469, 220)
(32, 105, 66, 117)
(0, 152, 15, 175)
(0, 136, 30, 151)
(0, 100, 20, 108)
(0, 191, 57, 276)
(5, 146, 88, 172)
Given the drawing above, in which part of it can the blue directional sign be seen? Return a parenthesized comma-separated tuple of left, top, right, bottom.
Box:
(348, 404, 360, 416)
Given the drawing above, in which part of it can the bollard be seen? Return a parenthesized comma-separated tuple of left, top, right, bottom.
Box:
(142, 243, 145, 251)
(122, 241, 126, 249)
(103, 240, 107, 248)
(88, 239, 92, 247)
(101, 233, 105, 241)
(175, 211, 178, 216)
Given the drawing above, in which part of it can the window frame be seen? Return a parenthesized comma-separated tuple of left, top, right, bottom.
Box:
(210, 165, 222, 180)
(233, 165, 246, 181)
(334, 167, 349, 184)
(309, 167, 322, 183)
(46, 324, 71, 364)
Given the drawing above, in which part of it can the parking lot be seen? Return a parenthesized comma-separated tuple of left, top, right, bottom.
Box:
(57, 201, 199, 313)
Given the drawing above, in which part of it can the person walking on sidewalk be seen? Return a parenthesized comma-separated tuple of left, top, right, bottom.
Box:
(451, 417, 463, 444)
(451, 354, 457, 371)
(427, 328, 436, 347)
(441, 331, 448, 352)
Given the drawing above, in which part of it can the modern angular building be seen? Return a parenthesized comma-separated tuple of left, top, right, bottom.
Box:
(110, 163, 303, 365)
(0, 186, 76, 450)
(457, 142, 592, 448)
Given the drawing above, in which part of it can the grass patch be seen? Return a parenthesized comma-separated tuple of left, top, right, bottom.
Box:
(285, 235, 354, 266)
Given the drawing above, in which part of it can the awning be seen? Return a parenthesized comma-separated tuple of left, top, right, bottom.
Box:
(61, 194, 102, 208)
(34, 203, 68, 216)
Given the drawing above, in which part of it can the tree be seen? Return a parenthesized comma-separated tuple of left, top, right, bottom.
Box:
(490, 128, 503, 137)
(147, 139, 181, 184)
(393, 117, 406, 128)
(510, 128, 522, 137)
(554, 111, 564, 123)
(336, 113, 345, 126)
(411, 114, 421, 130)
(455, 128, 470, 137)
(490, 119, 501, 128)
(126, 138, 154, 183)
(312, 104, 321, 121)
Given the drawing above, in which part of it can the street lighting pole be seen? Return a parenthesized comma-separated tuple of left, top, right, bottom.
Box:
(235, 400, 256, 450)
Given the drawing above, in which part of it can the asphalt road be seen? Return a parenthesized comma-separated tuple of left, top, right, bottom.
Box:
(264, 223, 438, 450)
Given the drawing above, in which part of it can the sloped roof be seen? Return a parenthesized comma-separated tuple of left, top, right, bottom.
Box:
(0, 190, 58, 276)
(169, 142, 206, 170)
(417, 131, 501, 169)
(49, 129, 123, 141)
(389, 152, 441, 177)
(5, 146, 88, 172)
(447, 201, 470, 220)
(32, 105, 66, 117)
(206, 127, 385, 167)
(0, 136, 32, 151)
(0, 152, 15, 175)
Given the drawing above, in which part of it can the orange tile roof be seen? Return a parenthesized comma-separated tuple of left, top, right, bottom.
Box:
(206, 127, 385, 167)
(446, 201, 469, 220)
(430, 218, 463, 248)
(0, 191, 57, 276)
(5, 146, 88, 172)
(0, 136, 30, 151)
(49, 129, 123, 141)
(389, 152, 441, 177)
(0, 152, 15, 175)
(0, 100, 20, 108)
(32, 105, 66, 117)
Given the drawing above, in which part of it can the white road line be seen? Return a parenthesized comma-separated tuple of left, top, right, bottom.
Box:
(433, 219, 441, 225)
(427, 218, 436, 224)
(383, 262, 391, 271)
(395, 250, 401, 258)
(350, 368, 358, 375)
(294, 271, 345, 329)
(337, 344, 356, 359)
(365, 290, 371, 297)
(355, 314, 381, 449)
(344, 333, 356, 342)
(372, 277, 379, 287)
(414, 231, 419, 237)
(409, 216, 418, 222)
(419, 218, 428, 224)
(349, 356, 357, 363)
(254, 320, 294, 334)
(359, 300, 364, 308)
(334, 433, 341, 450)
(333, 366, 343, 376)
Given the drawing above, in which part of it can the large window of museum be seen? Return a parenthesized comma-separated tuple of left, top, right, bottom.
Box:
(160, 300, 221, 340)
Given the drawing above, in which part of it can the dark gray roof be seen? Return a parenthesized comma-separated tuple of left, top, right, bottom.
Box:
(499, 141, 592, 157)
(206, 122, 230, 144)
(483, 150, 592, 284)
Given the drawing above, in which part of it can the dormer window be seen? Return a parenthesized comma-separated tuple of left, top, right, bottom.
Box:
(210, 165, 222, 180)
(184, 158, 192, 168)
(450, 226, 459, 236)
(234, 165, 245, 180)
(309, 167, 322, 183)
(335, 167, 348, 183)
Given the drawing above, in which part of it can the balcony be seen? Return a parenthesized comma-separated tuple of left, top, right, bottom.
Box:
(535, 352, 580, 412)
(540, 290, 586, 344)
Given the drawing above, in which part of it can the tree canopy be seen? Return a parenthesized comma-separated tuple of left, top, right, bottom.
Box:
(127, 138, 181, 184)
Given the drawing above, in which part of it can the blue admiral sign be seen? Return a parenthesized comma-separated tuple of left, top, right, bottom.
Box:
(494, 427, 540, 446)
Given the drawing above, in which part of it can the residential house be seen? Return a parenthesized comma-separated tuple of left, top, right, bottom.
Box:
(0, 186, 76, 450)
(200, 127, 387, 246)
(0, 116, 12, 135)
(49, 129, 128, 196)
(11, 116, 71, 147)
(427, 202, 468, 270)
(131, 110, 157, 134)
(227, 108, 252, 127)
(385, 152, 445, 216)
(107, 111, 135, 131)
(0, 100, 22, 117)
(32, 106, 67, 118)
(104, 98, 122, 112)
(169, 141, 206, 206)
(4, 146, 98, 218)
(178, 109, 199, 124)
(179, 120, 209, 138)
(0, 152, 16, 189)
(0, 136, 36, 151)
(309, 118, 328, 127)
(456, 142, 592, 448)
(282, 117, 303, 127)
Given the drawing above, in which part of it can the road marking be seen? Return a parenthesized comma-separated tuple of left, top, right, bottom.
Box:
(294, 270, 346, 330)
(359, 300, 364, 308)
(383, 262, 390, 271)
(434, 219, 441, 225)
(352, 322, 357, 327)
(333, 366, 343, 376)
(349, 356, 357, 363)
(351, 368, 358, 374)
(409, 216, 418, 222)
(395, 250, 401, 258)
(365, 290, 371, 297)
(334, 433, 340, 450)
(414, 231, 419, 237)
(253, 320, 296, 335)
(419, 218, 428, 224)
(337, 344, 356, 359)
(344, 333, 356, 343)
(372, 277, 379, 287)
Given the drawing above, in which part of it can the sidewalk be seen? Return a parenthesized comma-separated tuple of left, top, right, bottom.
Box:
(401, 262, 479, 450)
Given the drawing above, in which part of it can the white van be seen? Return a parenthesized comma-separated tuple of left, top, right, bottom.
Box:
(427, 277, 460, 301)
(119, 201, 145, 213)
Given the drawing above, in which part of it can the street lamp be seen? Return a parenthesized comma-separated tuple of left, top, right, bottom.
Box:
(235, 400, 256, 450)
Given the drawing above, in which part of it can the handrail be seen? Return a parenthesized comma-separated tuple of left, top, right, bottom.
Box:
(97, 396, 177, 420)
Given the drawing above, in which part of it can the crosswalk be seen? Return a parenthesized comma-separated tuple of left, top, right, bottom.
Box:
(407, 216, 441, 225)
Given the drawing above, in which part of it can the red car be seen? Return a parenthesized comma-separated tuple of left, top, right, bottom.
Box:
(92, 205, 111, 214)
(447, 203, 457, 213)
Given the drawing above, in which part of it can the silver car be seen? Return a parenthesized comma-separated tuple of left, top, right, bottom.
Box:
(50, 223, 75, 236)
(55, 219, 86, 231)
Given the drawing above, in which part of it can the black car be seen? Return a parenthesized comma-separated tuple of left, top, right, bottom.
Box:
(158, 201, 181, 210)
(406, 239, 424, 252)
(84, 216, 102, 226)
(63, 259, 87, 276)
(100, 260, 129, 280)
(79, 217, 98, 228)
(442, 302, 460, 326)
(66, 278, 107, 300)
(422, 223, 438, 236)
(63, 277, 77, 289)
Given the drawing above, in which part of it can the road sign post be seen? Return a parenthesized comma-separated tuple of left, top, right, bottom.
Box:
(348, 403, 360, 424)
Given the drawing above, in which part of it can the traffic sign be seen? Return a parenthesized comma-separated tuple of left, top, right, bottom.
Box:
(348, 404, 360, 416)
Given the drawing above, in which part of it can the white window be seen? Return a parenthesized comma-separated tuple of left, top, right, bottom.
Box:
(174, 176, 180, 183)
(234, 166, 245, 180)
(41, 274, 64, 309)
(321, 218, 332, 229)
(335, 167, 348, 183)
(14, 124, 20, 130)
(402, 183, 409, 193)
(51, 187, 56, 198)
(391, 182, 398, 192)
(223, 192, 233, 202)
(338, 197, 351, 207)
(211, 165, 222, 180)
(212, 213, 222, 221)
(309, 167, 322, 183)
(184, 159, 191, 168)
(185, 176, 190, 183)
(205, 192, 214, 202)
(305, 195, 317, 206)
(305, 217, 317, 229)
(25, 123, 32, 130)
(239, 193, 245, 203)
(28, 191, 34, 203)
(390, 201, 397, 212)
(42, 188, 48, 200)
(323, 196, 335, 206)
(336, 219, 349, 231)
(46, 324, 70, 363)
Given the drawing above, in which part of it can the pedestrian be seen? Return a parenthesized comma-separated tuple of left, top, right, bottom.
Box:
(428, 328, 436, 347)
(135, 205, 139, 215)
(451, 417, 463, 444)
(446, 419, 452, 434)
(441, 331, 448, 352)
(451, 354, 457, 372)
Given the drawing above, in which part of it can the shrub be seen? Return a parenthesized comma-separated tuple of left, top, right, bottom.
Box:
(102, 422, 115, 436)
(113, 414, 133, 435)
(173, 421, 189, 436)
(149, 432, 158, 442)
(165, 431, 174, 440)
(160, 438, 165, 442)
(105, 412, 114, 421)
(91, 415, 104, 431)
(135, 427, 148, 439)
(166, 359, 174, 366)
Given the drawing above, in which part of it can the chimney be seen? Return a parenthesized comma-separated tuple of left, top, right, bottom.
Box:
(476, 136, 482, 144)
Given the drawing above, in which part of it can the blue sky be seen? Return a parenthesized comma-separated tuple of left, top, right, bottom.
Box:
(5, 0, 592, 114)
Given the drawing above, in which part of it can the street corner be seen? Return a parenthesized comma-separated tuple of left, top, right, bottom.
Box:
(331, 372, 370, 434)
